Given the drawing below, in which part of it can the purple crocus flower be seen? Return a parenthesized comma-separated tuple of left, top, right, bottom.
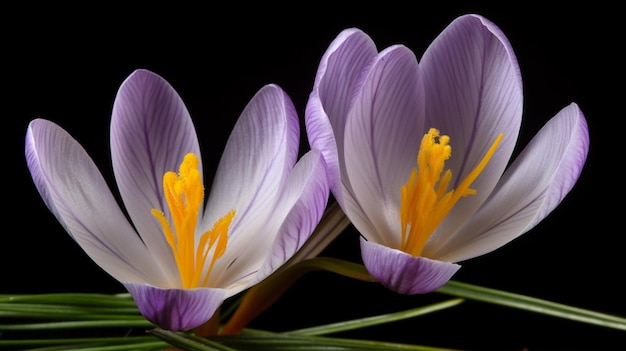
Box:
(25, 69, 329, 331)
(305, 14, 589, 295)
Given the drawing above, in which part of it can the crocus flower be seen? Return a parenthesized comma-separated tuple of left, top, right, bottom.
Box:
(305, 14, 589, 295)
(25, 69, 329, 331)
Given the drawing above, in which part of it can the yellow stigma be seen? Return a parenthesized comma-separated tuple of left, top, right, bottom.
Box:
(400, 128, 503, 256)
(151, 153, 236, 289)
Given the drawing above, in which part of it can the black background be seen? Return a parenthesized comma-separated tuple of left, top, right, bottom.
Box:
(4, 3, 623, 351)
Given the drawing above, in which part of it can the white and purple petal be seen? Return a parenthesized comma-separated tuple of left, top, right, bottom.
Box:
(26, 120, 69, 234)
(255, 149, 330, 282)
(421, 14, 524, 247)
(343, 45, 425, 248)
(124, 283, 227, 332)
(204, 84, 299, 245)
(360, 239, 460, 294)
(305, 28, 379, 203)
(429, 103, 589, 262)
(110, 69, 201, 282)
(25, 119, 167, 285)
(523, 103, 589, 230)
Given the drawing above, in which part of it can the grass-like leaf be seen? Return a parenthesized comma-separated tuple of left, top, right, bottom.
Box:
(0, 319, 154, 330)
(0, 293, 136, 307)
(149, 328, 239, 351)
(150, 328, 466, 351)
(437, 280, 626, 330)
(284, 298, 463, 336)
(0, 303, 144, 320)
(0, 336, 167, 350)
(0, 294, 152, 331)
(3, 277, 626, 351)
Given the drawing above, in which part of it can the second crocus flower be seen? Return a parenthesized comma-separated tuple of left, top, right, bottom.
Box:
(25, 69, 329, 331)
(305, 15, 589, 294)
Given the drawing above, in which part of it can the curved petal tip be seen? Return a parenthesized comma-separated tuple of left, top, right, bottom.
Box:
(360, 239, 460, 295)
(124, 283, 227, 331)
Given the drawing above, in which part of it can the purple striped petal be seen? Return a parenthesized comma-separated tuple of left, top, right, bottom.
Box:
(343, 45, 424, 248)
(525, 103, 589, 229)
(25, 119, 67, 233)
(25, 119, 166, 285)
(429, 103, 589, 262)
(421, 14, 523, 242)
(207, 150, 329, 293)
(110, 69, 200, 281)
(124, 283, 226, 331)
(257, 150, 330, 280)
(360, 239, 460, 294)
(305, 28, 378, 204)
(204, 84, 299, 244)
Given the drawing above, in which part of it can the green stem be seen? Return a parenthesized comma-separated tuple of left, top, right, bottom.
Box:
(221, 257, 376, 335)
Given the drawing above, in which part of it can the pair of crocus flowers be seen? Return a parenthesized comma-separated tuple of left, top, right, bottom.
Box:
(25, 14, 589, 332)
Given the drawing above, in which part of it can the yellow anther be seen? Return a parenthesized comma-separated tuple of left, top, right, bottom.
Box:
(400, 128, 502, 256)
(151, 153, 236, 288)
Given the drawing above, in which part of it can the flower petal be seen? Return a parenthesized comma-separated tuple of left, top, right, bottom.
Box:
(25, 119, 167, 285)
(360, 238, 460, 295)
(110, 69, 201, 282)
(524, 103, 589, 229)
(421, 14, 524, 240)
(203, 84, 298, 242)
(124, 283, 226, 331)
(209, 151, 329, 296)
(344, 45, 425, 248)
(256, 150, 330, 281)
(26, 121, 68, 234)
(305, 28, 378, 204)
(429, 103, 589, 262)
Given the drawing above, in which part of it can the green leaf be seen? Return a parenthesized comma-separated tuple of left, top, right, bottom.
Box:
(0, 292, 152, 331)
(150, 328, 466, 351)
(13, 341, 168, 351)
(285, 298, 463, 336)
(437, 280, 626, 330)
(149, 328, 239, 351)
(0, 302, 143, 319)
(0, 293, 137, 307)
(0, 336, 167, 350)
(0, 319, 154, 330)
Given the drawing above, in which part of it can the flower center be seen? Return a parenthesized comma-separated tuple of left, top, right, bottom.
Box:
(400, 128, 502, 256)
(151, 153, 236, 289)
